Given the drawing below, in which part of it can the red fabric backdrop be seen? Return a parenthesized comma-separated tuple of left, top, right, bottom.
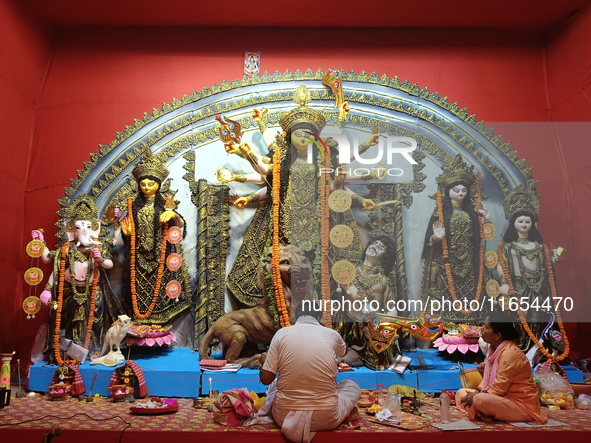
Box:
(546, 6, 591, 354)
(2, 4, 590, 366)
(0, 0, 52, 353)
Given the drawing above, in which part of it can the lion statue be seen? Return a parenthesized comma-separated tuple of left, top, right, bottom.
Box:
(199, 244, 313, 368)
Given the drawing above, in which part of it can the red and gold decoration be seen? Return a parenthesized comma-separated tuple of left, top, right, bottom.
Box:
(22, 296, 41, 319)
(23, 232, 46, 319)
(372, 313, 443, 353)
(108, 361, 149, 399)
(24, 267, 43, 286)
(26, 239, 45, 258)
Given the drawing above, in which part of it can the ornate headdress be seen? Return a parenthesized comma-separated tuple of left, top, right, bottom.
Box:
(66, 193, 98, 230)
(279, 84, 326, 134)
(503, 185, 541, 221)
(132, 148, 169, 183)
(436, 154, 476, 191)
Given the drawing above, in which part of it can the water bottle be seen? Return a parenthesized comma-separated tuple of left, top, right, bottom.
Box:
(440, 390, 451, 423)
(377, 383, 384, 405)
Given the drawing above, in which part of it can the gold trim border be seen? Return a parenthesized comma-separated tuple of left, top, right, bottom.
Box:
(57, 68, 537, 235)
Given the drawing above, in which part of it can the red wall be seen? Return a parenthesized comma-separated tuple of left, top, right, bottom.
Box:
(546, 6, 591, 356)
(0, 0, 51, 353)
(5, 15, 590, 364)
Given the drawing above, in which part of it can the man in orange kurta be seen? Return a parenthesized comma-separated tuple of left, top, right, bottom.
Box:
(456, 340, 547, 423)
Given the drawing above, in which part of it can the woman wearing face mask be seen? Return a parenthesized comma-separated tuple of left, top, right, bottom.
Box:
(496, 185, 565, 351)
(421, 155, 491, 323)
(455, 311, 547, 423)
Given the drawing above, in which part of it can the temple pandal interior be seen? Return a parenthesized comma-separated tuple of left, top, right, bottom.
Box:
(2, 1, 591, 442)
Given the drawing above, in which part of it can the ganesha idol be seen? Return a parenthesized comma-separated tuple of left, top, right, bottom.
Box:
(31, 194, 124, 363)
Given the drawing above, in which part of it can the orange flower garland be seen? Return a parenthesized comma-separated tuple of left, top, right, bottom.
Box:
(436, 190, 484, 315)
(83, 264, 99, 350)
(320, 150, 331, 327)
(473, 193, 485, 307)
(497, 242, 569, 362)
(54, 242, 70, 365)
(272, 147, 290, 327)
(127, 196, 170, 320)
(53, 241, 100, 364)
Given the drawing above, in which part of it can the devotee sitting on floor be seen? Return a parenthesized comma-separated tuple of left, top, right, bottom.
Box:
(456, 310, 547, 423)
(259, 301, 361, 442)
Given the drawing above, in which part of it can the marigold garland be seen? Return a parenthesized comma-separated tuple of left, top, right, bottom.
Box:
(83, 263, 99, 350)
(53, 242, 99, 364)
(127, 196, 170, 320)
(497, 242, 570, 362)
(271, 147, 290, 328)
(54, 243, 70, 365)
(320, 150, 331, 327)
(261, 242, 281, 329)
(436, 191, 484, 315)
(473, 193, 485, 308)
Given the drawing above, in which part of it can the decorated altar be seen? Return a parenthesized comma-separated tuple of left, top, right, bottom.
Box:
(23, 68, 577, 397)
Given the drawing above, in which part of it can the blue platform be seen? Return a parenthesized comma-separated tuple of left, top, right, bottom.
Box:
(29, 347, 201, 398)
(29, 347, 584, 397)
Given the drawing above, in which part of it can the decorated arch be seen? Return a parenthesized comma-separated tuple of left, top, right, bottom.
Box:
(55, 69, 538, 348)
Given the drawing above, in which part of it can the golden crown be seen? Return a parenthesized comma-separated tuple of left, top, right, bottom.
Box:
(503, 185, 541, 221)
(279, 84, 326, 134)
(66, 193, 98, 230)
(436, 154, 476, 190)
(132, 148, 169, 183)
